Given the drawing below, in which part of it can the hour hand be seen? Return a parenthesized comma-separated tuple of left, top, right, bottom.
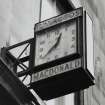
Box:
(41, 33, 62, 59)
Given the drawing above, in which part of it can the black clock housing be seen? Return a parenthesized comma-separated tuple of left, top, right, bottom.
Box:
(30, 8, 94, 100)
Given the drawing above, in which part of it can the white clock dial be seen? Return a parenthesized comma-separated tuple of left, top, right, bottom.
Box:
(35, 20, 77, 66)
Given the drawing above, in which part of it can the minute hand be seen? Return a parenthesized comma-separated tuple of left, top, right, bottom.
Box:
(41, 33, 62, 59)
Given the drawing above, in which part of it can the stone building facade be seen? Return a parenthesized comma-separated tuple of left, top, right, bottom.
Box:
(81, 0, 105, 105)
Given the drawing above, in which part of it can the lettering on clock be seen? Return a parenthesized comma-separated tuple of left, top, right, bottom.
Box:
(47, 31, 52, 38)
(55, 29, 60, 36)
(72, 36, 76, 41)
(65, 26, 68, 31)
(40, 40, 45, 45)
(72, 29, 76, 35)
(71, 44, 75, 49)
(40, 33, 62, 59)
(39, 47, 44, 52)
(64, 52, 68, 56)
(47, 57, 50, 62)
(55, 55, 58, 59)
(48, 41, 52, 44)
(47, 33, 50, 38)
(65, 22, 70, 31)
(39, 54, 43, 58)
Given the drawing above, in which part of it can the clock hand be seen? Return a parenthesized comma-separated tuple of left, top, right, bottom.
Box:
(41, 33, 62, 59)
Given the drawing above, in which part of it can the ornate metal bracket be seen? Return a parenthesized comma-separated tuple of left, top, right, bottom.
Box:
(1, 38, 35, 86)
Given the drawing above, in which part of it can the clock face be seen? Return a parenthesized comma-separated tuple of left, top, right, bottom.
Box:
(35, 20, 77, 66)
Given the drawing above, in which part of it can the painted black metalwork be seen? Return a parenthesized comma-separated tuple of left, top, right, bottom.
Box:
(0, 58, 40, 105)
(1, 38, 34, 85)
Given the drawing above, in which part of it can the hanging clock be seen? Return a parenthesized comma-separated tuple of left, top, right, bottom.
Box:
(30, 8, 94, 100)
(34, 8, 83, 67)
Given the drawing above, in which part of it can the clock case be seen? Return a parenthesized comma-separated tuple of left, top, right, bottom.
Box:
(30, 8, 94, 100)
(34, 8, 83, 68)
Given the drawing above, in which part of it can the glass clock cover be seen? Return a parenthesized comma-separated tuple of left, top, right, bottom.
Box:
(35, 20, 77, 66)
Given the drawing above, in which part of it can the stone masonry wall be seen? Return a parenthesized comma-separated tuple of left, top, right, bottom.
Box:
(0, 0, 40, 47)
(80, 0, 105, 104)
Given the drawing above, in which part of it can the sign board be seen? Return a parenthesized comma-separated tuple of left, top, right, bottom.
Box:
(33, 58, 81, 82)
(30, 8, 94, 100)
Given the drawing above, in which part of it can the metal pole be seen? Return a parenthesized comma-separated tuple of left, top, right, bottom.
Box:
(39, 0, 42, 22)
